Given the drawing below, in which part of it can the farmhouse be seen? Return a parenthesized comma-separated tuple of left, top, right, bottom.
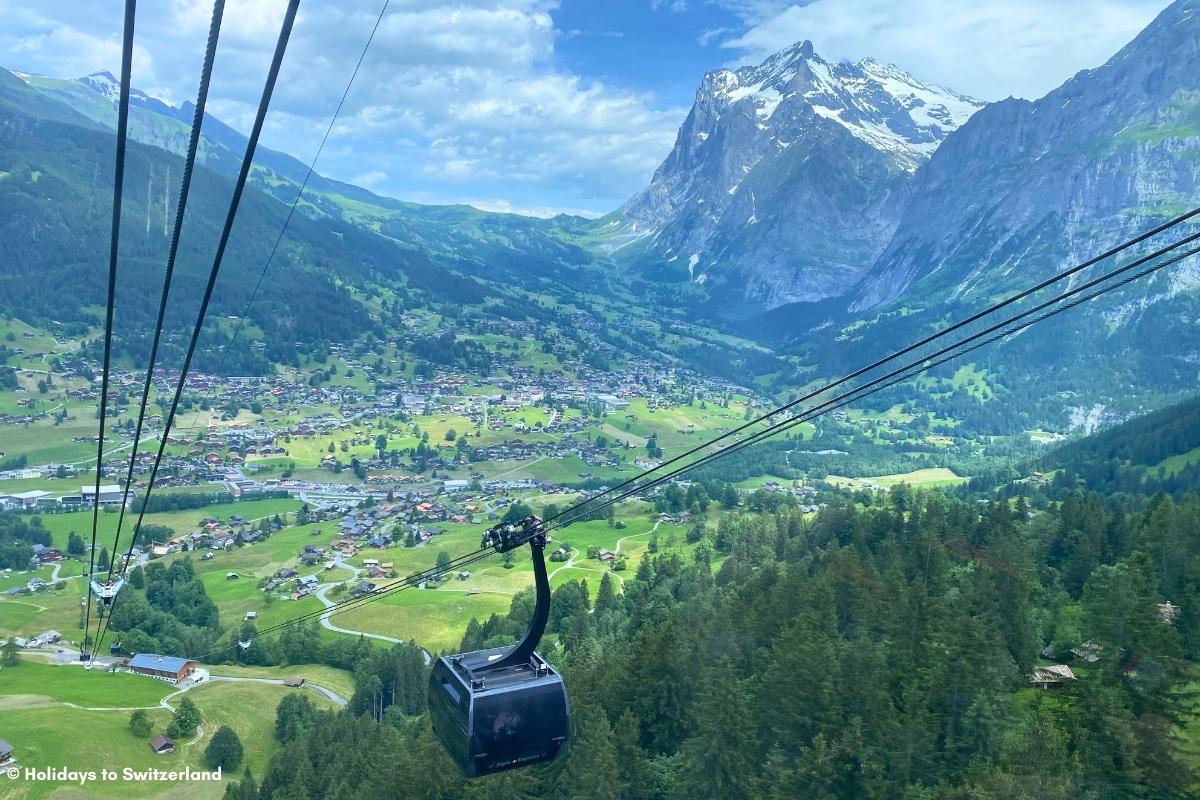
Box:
(1030, 664, 1076, 689)
(149, 735, 176, 754)
(127, 653, 197, 684)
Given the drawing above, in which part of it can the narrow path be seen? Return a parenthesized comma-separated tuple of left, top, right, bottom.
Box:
(614, 519, 662, 555)
(547, 547, 579, 581)
(549, 519, 662, 593)
(491, 455, 546, 480)
(431, 587, 514, 597)
(204, 675, 348, 707)
(59, 702, 160, 711)
(3, 599, 48, 612)
(313, 581, 403, 644)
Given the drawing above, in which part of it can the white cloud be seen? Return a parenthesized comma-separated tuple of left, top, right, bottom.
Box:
(349, 169, 389, 189)
(0, 0, 683, 214)
(719, 0, 1170, 100)
(465, 198, 601, 218)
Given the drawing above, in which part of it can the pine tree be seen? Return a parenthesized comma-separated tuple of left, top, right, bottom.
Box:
(168, 697, 201, 738)
(594, 572, 617, 614)
(554, 707, 620, 800)
(205, 725, 244, 770)
(1, 637, 19, 666)
(679, 662, 758, 800)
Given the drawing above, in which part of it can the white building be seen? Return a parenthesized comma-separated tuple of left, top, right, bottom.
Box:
(81, 484, 125, 507)
(2, 490, 52, 509)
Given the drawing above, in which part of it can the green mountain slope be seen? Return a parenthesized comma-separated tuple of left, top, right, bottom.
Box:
(1041, 394, 1200, 495)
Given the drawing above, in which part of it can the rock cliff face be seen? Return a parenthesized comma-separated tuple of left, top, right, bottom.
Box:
(852, 0, 1200, 312)
(613, 42, 981, 310)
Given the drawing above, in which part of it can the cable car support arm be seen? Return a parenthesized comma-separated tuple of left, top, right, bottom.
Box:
(480, 517, 550, 671)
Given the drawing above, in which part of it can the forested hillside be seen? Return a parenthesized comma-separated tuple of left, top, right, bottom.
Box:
(220, 489, 1200, 800)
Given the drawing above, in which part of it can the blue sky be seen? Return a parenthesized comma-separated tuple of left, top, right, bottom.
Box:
(0, 0, 1172, 217)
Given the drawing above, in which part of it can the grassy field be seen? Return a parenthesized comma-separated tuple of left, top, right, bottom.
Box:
(32, 497, 302, 553)
(333, 587, 511, 653)
(0, 659, 172, 709)
(827, 468, 968, 489)
(1156, 445, 1200, 477)
(204, 664, 355, 700)
(0, 662, 338, 800)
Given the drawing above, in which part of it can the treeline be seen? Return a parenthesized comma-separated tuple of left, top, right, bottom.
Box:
(686, 428, 940, 484)
(229, 489, 1200, 799)
(409, 331, 492, 373)
(106, 559, 220, 656)
(222, 619, 385, 674)
(133, 490, 290, 514)
(0, 512, 51, 569)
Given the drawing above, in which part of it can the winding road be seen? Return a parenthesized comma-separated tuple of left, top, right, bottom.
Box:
(547, 519, 662, 592)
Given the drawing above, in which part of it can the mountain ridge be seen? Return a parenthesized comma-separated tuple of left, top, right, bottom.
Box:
(609, 39, 983, 313)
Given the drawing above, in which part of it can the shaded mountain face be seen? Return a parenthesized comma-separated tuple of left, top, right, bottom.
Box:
(852, 0, 1200, 313)
(10, 69, 601, 290)
(611, 41, 982, 312)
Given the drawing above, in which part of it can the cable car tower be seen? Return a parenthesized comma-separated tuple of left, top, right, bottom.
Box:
(89, 576, 125, 606)
(428, 516, 570, 777)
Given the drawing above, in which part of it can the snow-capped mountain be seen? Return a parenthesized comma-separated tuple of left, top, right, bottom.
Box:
(719, 43, 981, 170)
(79, 70, 152, 104)
(611, 41, 982, 312)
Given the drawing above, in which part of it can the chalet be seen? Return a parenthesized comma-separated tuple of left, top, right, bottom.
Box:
(297, 575, 319, 589)
(0, 739, 12, 764)
(128, 653, 197, 684)
(244, 611, 258, 621)
(276, 568, 298, 580)
(368, 535, 389, 549)
(355, 581, 377, 595)
(283, 677, 306, 688)
(1030, 664, 1076, 689)
(362, 559, 379, 568)
(598, 549, 616, 563)
(149, 734, 175, 754)
(458, 570, 471, 581)
(1071, 641, 1101, 663)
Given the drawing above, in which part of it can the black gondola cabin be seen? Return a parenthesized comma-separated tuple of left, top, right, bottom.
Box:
(429, 648, 569, 776)
(427, 517, 570, 777)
